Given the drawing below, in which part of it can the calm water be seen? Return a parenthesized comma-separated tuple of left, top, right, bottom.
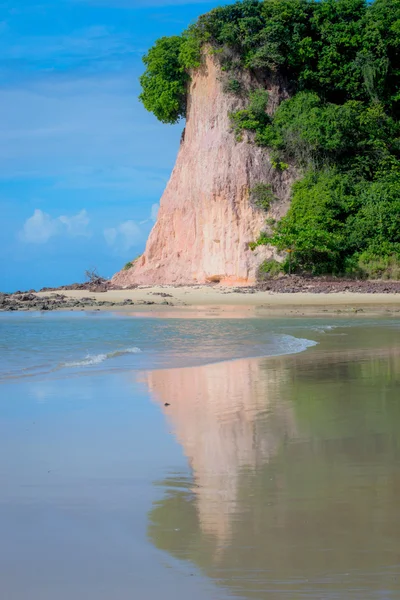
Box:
(0, 312, 400, 599)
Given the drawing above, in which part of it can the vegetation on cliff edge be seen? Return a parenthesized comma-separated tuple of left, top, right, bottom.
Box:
(139, 0, 400, 277)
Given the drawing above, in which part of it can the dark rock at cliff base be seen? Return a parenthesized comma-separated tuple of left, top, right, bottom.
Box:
(254, 276, 400, 294)
(152, 292, 173, 298)
(108, 283, 139, 291)
(15, 293, 37, 302)
(40, 279, 110, 294)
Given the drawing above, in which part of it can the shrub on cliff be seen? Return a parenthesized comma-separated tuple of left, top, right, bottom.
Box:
(250, 183, 277, 211)
(257, 259, 283, 280)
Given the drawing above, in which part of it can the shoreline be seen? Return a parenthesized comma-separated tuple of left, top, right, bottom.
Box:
(1, 285, 400, 316)
(5, 304, 398, 385)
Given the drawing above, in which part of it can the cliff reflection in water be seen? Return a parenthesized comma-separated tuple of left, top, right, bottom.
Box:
(145, 358, 295, 543)
(144, 335, 400, 599)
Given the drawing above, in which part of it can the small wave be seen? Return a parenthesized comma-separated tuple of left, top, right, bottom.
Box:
(61, 347, 142, 369)
(276, 334, 318, 355)
(310, 325, 338, 333)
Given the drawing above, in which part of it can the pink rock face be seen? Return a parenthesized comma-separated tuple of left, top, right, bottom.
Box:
(112, 54, 295, 287)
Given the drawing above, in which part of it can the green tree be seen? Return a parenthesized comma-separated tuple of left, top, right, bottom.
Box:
(268, 169, 355, 273)
(139, 36, 189, 124)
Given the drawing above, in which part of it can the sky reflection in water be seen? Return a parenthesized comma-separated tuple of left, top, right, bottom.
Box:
(0, 318, 400, 599)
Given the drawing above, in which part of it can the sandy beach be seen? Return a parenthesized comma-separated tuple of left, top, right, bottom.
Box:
(34, 285, 400, 315)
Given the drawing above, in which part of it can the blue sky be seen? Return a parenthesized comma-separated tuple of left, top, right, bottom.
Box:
(0, 0, 233, 291)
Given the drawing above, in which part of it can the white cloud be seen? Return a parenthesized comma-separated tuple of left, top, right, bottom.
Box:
(104, 220, 143, 252)
(140, 202, 160, 226)
(119, 220, 142, 246)
(103, 227, 118, 247)
(59, 210, 90, 236)
(20, 209, 60, 244)
(104, 202, 158, 253)
(19, 209, 90, 244)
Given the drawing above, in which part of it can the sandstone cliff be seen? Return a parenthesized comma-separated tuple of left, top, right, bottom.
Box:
(113, 54, 296, 287)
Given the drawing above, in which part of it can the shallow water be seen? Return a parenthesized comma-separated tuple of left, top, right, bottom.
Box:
(0, 313, 400, 599)
(0, 312, 319, 380)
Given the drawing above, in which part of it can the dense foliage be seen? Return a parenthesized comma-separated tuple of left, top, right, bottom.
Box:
(139, 0, 400, 277)
(139, 36, 189, 124)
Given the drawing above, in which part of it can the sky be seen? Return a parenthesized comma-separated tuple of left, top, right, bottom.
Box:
(0, 0, 234, 292)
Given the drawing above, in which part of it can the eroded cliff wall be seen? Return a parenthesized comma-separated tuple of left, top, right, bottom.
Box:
(113, 54, 295, 287)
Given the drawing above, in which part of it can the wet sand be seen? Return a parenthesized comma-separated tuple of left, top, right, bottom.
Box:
(35, 285, 400, 316)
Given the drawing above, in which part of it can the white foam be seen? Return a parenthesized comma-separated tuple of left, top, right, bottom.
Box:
(310, 325, 338, 333)
(109, 347, 142, 358)
(62, 354, 108, 368)
(276, 334, 318, 355)
(61, 347, 142, 369)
